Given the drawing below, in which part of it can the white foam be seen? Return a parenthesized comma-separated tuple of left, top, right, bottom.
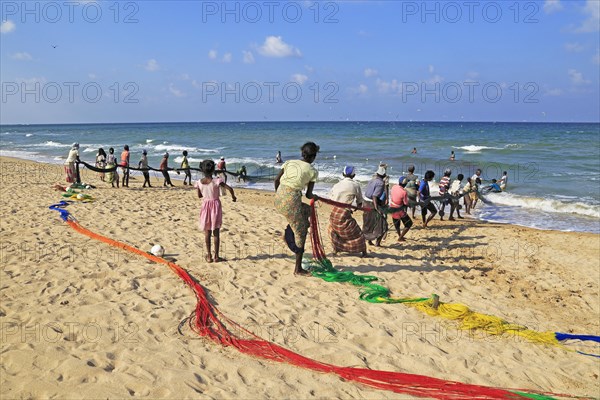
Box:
(173, 156, 203, 164)
(41, 140, 69, 148)
(453, 145, 503, 153)
(453, 144, 520, 153)
(0, 149, 40, 160)
(25, 133, 33, 137)
(484, 192, 600, 218)
(154, 144, 194, 152)
(146, 139, 154, 143)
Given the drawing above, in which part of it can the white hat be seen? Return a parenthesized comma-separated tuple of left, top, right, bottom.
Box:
(220, 156, 225, 160)
(376, 166, 386, 176)
(72, 142, 79, 149)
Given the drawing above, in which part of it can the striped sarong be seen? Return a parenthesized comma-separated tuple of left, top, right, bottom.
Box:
(64, 163, 76, 183)
(328, 206, 366, 254)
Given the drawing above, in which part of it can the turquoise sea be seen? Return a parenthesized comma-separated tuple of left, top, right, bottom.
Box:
(1, 121, 599, 233)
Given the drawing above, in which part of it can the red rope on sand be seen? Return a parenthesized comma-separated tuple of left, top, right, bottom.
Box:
(61, 216, 562, 399)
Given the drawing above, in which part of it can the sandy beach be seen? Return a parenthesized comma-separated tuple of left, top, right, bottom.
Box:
(1, 156, 598, 399)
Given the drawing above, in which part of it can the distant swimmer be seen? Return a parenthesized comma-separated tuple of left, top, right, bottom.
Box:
(450, 150, 455, 161)
(411, 147, 417, 154)
(276, 151, 283, 164)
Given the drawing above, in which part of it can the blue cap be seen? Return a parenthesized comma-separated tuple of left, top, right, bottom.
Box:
(398, 176, 407, 185)
(343, 165, 355, 176)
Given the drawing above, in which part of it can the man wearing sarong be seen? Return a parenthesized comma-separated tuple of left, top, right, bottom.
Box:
(328, 166, 367, 257)
(274, 142, 320, 276)
(362, 165, 388, 247)
(64, 143, 79, 184)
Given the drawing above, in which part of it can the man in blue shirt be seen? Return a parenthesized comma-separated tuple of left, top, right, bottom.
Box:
(362, 166, 388, 246)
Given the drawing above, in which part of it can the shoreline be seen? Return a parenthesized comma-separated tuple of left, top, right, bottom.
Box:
(1, 155, 599, 398)
(1, 154, 598, 236)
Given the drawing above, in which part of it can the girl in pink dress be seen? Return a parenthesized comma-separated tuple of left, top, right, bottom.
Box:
(196, 159, 237, 263)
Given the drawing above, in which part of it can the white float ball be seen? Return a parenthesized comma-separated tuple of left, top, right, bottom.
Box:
(150, 244, 165, 257)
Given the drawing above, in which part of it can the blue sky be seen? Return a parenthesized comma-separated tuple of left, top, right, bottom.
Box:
(1, 0, 599, 123)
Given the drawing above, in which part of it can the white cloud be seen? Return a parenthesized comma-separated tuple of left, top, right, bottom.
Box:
(466, 71, 480, 80)
(364, 68, 378, 78)
(543, 0, 563, 14)
(88, 73, 97, 79)
(10, 52, 32, 61)
(357, 84, 368, 94)
(144, 59, 160, 72)
(425, 74, 444, 85)
(291, 73, 308, 85)
(222, 53, 232, 63)
(593, 50, 600, 65)
(375, 78, 400, 94)
(428, 65, 435, 73)
(576, 0, 600, 32)
(208, 50, 217, 60)
(242, 50, 255, 64)
(0, 20, 16, 34)
(168, 83, 185, 97)
(565, 42, 584, 52)
(258, 36, 302, 58)
(568, 69, 591, 85)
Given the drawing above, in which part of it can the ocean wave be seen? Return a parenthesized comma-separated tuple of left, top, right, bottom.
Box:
(146, 139, 154, 143)
(152, 144, 218, 153)
(25, 133, 33, 137)
(0, 149, 40, 159)
(453, 144, 521, 153)
(453, 145, 502, 153)
(484, 192, 600, 218)
(41, 140, 69, 148)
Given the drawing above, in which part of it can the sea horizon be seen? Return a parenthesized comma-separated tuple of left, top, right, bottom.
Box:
(2, 120, 600, 126)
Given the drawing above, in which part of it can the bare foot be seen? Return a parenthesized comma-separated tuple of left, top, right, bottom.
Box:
(458, 216, 464, 219)
(205, 255, 214, 263)
(397, 237, 406, 242)
(214, 257, 227, 263)
(449, 217, 456, 221)
(294, 269, 311, 276)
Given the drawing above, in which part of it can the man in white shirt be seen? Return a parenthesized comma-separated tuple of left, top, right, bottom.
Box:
(328, 166, 367, 257)
(330, 166, 363, 207)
